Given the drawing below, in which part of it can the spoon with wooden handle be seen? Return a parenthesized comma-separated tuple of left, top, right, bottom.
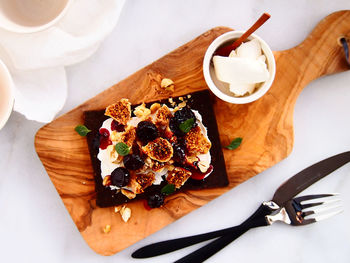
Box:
(215, 12, 271, 56)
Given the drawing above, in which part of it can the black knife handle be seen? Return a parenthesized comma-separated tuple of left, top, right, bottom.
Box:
(173, 205, 270, 263)
(132, 204, 270, 259)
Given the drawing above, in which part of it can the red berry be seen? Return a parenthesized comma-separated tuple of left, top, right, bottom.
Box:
(111, 120, 125, 132)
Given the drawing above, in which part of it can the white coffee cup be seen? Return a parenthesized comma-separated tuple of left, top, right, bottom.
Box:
(0, 59, 14, 130)
(0, 0, 71, 34)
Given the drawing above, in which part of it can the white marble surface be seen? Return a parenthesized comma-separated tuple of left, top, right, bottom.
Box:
(1, 1, 350, 262)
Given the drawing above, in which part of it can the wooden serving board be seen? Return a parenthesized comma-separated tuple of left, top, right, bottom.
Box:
(35, 11, 350, 256)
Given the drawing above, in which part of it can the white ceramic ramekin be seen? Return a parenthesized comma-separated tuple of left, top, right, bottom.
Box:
(203, 31, 276, 104)
(0, 59, 14, 130)
(0, 0, 72, 34)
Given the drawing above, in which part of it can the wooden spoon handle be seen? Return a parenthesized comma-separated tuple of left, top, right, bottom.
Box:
(216, 13, 271, 56)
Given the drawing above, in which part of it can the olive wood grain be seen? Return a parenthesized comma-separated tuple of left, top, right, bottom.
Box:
(35, 11, 350, 256)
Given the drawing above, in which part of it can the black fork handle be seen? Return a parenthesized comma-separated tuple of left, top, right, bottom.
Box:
(132, 204, 270, 259)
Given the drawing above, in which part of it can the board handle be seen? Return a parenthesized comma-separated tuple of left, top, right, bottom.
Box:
(279, 10, 350, 85)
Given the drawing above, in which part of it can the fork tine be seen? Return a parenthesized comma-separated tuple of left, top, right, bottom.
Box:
(308, 207, 344, 222)
(302, 203, 342, 214)
(294, 193, 338, 203)
(301, 198, 341, 209)
(299, 206, 343, 225)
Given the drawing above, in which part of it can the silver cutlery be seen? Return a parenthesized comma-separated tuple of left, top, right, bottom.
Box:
(132, 151, 350, 262)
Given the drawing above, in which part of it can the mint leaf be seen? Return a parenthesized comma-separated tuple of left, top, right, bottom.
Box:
(179, 118, 195, 133)
(225, 137, 242, 150)
(75, 125, 91, 136)
(161, 184, 175, 195)
(115, 142, 130, 156)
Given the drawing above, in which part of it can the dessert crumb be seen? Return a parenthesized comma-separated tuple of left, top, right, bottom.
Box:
(103, 224, 111, 234)
(178, 101, 187, 108)
(114, 206, 122, 213)
(120, 206, 131, 222)
(102, 175, 111, 186)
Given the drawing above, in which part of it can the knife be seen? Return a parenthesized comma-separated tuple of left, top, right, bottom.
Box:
(132, 151, 350, 259)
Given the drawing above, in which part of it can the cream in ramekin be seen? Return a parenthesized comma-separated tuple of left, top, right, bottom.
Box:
(203, 31, 276, 104)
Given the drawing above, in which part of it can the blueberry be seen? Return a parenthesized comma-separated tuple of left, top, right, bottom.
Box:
(136, 121, 159, 143)
(169, 117, 183, 137)
(110, 167, 130, 187)
(147, 193, 165, 208)
(123, 154, 144, 170)
(174, 107, 196, 123)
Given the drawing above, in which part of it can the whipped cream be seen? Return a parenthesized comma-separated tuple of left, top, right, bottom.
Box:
(213, 39, 269, 96)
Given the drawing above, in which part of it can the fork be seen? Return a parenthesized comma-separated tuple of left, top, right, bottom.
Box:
(173, 194, 343, 263)
(132, 194, 343, 261)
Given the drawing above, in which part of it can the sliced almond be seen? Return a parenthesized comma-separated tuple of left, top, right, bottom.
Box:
(120, 206, 131, 223)
(102, 175, 111, 186)
(161, 78, 175, 92)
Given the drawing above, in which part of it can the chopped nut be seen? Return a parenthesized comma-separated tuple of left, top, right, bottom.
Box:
(102, 175, 111, 186)
(150, 103, 161, 114)
(187, 95, 191, 99)
(110, 130, 122, 142)
(134, 103, 151, 119)
(121, 188, 137, 199)
(161, 78, 175, 92)
(114, 206, 122, 213)
(120, 206, 131, 222)
(166, 164, 175, 171)
(103, 224, 111, 234)
(168, 98, 173, 104)
(178, 101, 187, 108)
(179, 96, 184, 101)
